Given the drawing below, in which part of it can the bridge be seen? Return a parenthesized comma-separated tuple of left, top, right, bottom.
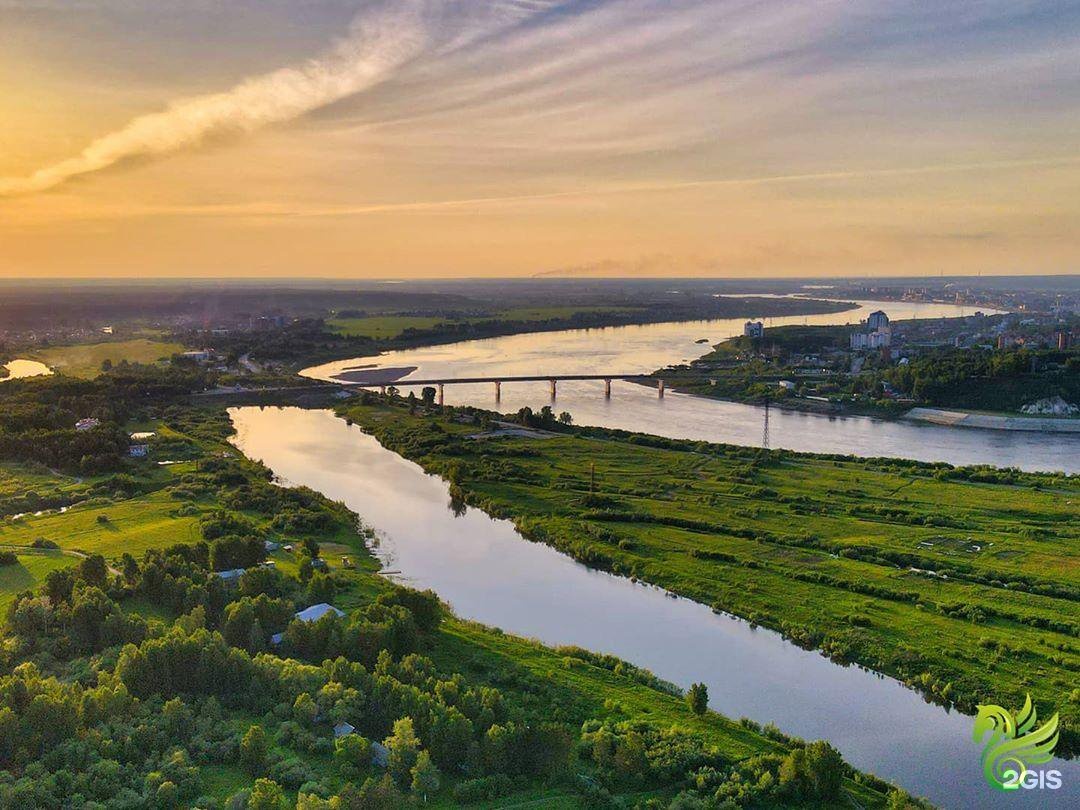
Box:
(347, 374, 665, 404)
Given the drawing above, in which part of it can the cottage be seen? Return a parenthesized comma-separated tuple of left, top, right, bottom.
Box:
(216, 568, 245, 584)
(333, 722, 356, 739)
(264, 541, 281, 552)
(75, 418, 100, 432)
(311, 558, 329, 572)
(294, 603, 345, 622)
(269, 602, 346, 646)
(128, 444, 149, 458)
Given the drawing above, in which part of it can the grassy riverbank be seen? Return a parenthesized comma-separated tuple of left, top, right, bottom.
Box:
(0, 378, 919, 806)
(341, 399, 1080, 754)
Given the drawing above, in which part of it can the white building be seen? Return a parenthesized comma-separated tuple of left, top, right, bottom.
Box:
(866, 310, 890, 331)
(743, 321, 765, 339)
(850, 330, 892, 350)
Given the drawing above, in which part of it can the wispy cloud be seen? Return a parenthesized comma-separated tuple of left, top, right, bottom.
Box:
(0, 1, 431, 196)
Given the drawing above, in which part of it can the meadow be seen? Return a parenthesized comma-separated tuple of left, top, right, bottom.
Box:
(30, 337, 184, 377)
(342, 401, 1080, 750)
(327, 307, 634, 340)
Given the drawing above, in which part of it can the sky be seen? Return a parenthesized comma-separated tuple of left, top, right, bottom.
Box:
(1, 0, 1079, 279)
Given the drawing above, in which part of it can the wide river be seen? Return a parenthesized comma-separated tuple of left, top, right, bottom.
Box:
(303, 300, 1076, 474)
(231, 406, 1077, 810)
(233, 299, 1077, 809)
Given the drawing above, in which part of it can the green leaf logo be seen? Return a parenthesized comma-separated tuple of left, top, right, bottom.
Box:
(973, 694, 1060, 791)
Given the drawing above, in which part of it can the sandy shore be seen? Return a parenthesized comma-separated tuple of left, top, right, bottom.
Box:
(331, 365, 418, 384)
(903, 407, 1080, 434)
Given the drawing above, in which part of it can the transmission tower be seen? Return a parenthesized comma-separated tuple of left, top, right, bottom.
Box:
(762, 398, 770, 449)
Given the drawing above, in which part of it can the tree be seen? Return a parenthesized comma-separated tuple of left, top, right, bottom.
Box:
(802, 740, 844, 799)
(686, 682, 708, 716)
(303, 536, 320, 558)
(240, 724, 268, 776)
(411, 750, 441, 801)
(248, 778, 286, 810)
(155, 780, 179, 808)
(334, 733, 372, 779)
(293, 692, 318, 726)
(558, 411, 573, 425)
(421, 387, 437, 405)
(385, 716, 421, 787)
(77, 554, 108, 588)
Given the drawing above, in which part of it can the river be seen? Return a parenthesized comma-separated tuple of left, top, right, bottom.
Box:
(232, 406, 1078, 810)
(302, 300, 1077, 474)
(1, 359, 52, 381)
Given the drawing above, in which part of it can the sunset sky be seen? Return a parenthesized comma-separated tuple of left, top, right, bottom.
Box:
(2, 0, 1079, 278)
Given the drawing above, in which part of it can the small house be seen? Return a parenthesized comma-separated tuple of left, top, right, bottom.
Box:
(75, 418, 101, 432)
(311, 558, 329, 572)
(128, 444, 149, 458)
(294, 603, 345, 623)
(216, 568, 245, 584)
(370, 742, 390, 768)
(264, 541, 281, 552)
(269, 602, 346, 646)
(333, 722, 356, 739)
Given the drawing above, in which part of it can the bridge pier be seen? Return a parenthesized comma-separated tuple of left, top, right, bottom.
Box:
(437, 383, 444, 406)
(493, 380, 501, 401)
(604, 378, 611, 398)
(657, 379, 665, 398)
(549, 379, 557, 399)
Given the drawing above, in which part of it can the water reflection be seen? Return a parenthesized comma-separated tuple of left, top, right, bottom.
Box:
(230, 406, 1079, 809)
(1, 359, 52, 381)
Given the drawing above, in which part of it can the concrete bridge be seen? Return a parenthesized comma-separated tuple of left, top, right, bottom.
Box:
(352, 374, 664, 404)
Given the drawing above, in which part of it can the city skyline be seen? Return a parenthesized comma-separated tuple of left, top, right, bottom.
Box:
(3, 0, 1080, 278)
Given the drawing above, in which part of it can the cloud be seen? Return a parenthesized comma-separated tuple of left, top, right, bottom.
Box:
(0, 1, 432, 196)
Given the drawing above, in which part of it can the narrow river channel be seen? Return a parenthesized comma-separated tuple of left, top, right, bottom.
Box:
(231, 406, 1078, 810)
(303, 300, 1078, 473)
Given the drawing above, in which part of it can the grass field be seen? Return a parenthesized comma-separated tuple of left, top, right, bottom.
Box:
(328, 307, 635, 340)
(0, 552, 77, 612)
(328, 315, 455, 338)
(342, 401, 1080, 748)
(31, 338, 184, 378)
(0, 487, 203, 559)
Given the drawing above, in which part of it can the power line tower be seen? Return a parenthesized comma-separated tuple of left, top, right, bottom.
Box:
(761, 397, 770, 450)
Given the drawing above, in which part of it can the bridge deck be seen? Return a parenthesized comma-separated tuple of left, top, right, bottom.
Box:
(345, 373, 653, 386)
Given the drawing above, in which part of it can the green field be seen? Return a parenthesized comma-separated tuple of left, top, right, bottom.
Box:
(328, 307, 634, 340)
(0, 552, 77, 612)
(31, 338, 184, 378)
(342, 401, 1080, 750)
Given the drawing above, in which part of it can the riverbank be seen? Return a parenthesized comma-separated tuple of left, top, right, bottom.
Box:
(300, 298, 1080, 472)
(338, 399, 1080, 760)
(904, 407, 1080, 433)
